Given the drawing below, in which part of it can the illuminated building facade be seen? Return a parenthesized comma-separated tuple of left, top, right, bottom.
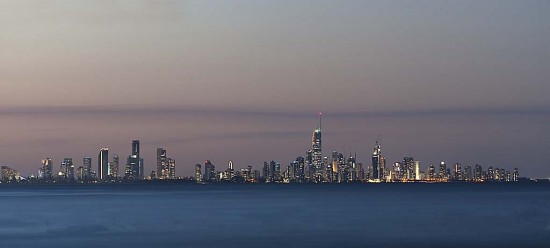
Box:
(371, 141, 385, 181)
(83, 157, 92, 180)
(125, 140, 144, 180)
(195, 164, 202, 182)
(203, 160, 215, 182)
(312, 113, 322, 181)
(40, 158, 54, 180)
(98, 148, 109, 181)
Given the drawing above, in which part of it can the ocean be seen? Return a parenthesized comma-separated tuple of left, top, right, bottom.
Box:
(0, 183, 549, 247)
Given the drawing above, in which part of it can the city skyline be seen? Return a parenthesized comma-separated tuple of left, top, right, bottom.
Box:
(1, 1, 549, 178)
(0, 114, 530, 181)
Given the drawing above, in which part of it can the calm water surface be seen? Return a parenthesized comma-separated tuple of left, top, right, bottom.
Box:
(0, 183, 549, 247)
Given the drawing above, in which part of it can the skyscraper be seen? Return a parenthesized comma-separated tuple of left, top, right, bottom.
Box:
(474, 164, 483, 181)
(454, 163, 462, 181)
(403, 157, 414, 180)
(305, 150, 314, 181)
(194, 164, 202, 182)
(414, 161, 421, 180)
(98, 148, 109, 181)
(110, 154, 119, 179)
(438, 162, 447, 180)
(312, 113, 322, 181)
(40, 158, 53, 181)
(125, 140, 144, 181)
(224, 160, 235, 180)
(61, 158, 74, 181)
(168, 158, 176, 179)
(203, 160, 215, 182)
(157, 148, 168, 179)
(371, 141, 385, 181)
(427, 164, 436, 180)
(83, 157, 92, 181)
(463, 166, 473, 181)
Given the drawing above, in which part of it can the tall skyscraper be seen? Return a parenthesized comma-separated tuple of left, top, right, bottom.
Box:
(203, 160, 215, 182)
(463, 166, 473, 181)
(98, 148, 109, 181)
(157, 148, 168, 179)
(262, 161, 270, 182)
(125, 140, 144, 180)
(438, 162, 447, 180)
(371, 141, 385, 181)
(474, 164, 483, 181)
(414, 161, 421, 180)
(226, 160, 235, 180)
(83, 157, 92, 180)
(454, 163, 462, 181)
(305, 150, 314, 181)
(295, 156, 305, 182)
(403, 157, 414, 180)
(168, 158, 176, 179)
(427, 164, 436, 180)
(40, 158, 53, 180)
(61, 158, 74, 181)
(110, 154, 119, 179)
(392, 162, 402, 181)
(311, 113, 322, 181)
(513, 168, 519, 182)
(485, 166, 495, 181)
(194, 164, 202, 182)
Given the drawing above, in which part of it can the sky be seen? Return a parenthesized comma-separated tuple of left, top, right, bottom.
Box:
(0, 0, 549, 178)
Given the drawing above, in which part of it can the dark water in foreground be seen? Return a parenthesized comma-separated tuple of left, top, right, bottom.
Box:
(0, 183, 549, 248)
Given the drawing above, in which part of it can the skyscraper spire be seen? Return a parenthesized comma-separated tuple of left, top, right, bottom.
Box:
(319, 112, 322, 130)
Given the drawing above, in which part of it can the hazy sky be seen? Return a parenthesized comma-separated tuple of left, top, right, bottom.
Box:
(1, 0, 549, 177)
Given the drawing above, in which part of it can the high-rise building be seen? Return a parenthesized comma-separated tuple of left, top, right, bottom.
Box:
(414, 161, 421, 180)
(61, 158, 74, 181)
(77, 166, 84, 181)
(226, 160, 235, 180)
(125, 140, 144, 180)
(371, 141, 385, 181)
(262, 161, 270, 182)
(83, 157, 92, 180)
(474, 164, 483, 181)
(110, 154, 119, 179)
(203, 160, 215, 182)
(305, 150, 314, 181)
(269, 160, 282, 183)
(194, 164, 202, 182)
(312, 113, 322, 181)
(98, 148, 109, 181)
(168, 158, 175, 179)
(402, 157, 414, 180)
(295, 156, 305, 182)
(453, 163, 462, 181)
(485, 166, 495, 181)
(438, 162, 447, 180)
(347, 154, 357, 183)
(463, 166, 472, 181)
(427, 164, 436, 180)
(157, 148, 168, 179)
(40, 158, 53, 180)
(513, 168, 519, 182)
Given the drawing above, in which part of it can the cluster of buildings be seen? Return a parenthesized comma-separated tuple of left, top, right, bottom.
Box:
(6, 140, 176, 183)
(192, 114, 521, 184)
(0, 114, 523, 184)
